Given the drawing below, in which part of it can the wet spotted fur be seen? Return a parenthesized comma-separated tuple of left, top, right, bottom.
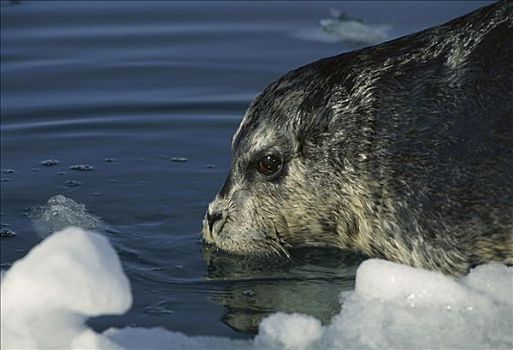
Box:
(202, 1, 513, 276)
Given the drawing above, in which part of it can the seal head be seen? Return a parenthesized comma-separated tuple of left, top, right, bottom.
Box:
(203, 69, 360, 258)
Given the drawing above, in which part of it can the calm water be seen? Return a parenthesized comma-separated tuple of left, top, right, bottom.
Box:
(1, 0, 490, 338)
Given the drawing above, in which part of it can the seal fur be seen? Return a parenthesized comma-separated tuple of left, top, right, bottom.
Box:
(202, 1, 513, 276)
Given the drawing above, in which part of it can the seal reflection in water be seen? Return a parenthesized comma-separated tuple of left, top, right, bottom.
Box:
(202, 1, 513, 276)
(203, 246, 363, 333)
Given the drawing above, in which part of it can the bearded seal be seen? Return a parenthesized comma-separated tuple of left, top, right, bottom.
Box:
(202, 1, 513, 276)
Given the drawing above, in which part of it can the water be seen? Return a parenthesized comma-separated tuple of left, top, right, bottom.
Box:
(1, 0, 491, 338)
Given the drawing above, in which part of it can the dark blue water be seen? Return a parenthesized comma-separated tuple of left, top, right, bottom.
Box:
(1, 0, 491, 338)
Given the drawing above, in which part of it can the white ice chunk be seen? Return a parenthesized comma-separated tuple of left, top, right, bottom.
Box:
(30, 195, 102, 238)
(293, 10, 390, 45)
(255, 313, 322, 350)
(322, 260, 513, 349)
(355, 259, 492, 307)
(1, 227, 131, 350)
(319, 19, 390, 44)
(462, 263, 513, 306)
(105, 327, 250, 350)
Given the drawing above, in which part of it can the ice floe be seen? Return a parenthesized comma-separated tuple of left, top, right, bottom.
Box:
(29, 195, 102, 238)
(294, 8, 390, 45)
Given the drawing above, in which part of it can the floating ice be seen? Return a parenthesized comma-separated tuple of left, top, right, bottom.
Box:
(255, 313, 323, 350)
(320, 9, 390, 44)
(65, 180, 82, 187)
(41, 159, 60, 166)
(294, 9, 390, 45)
(1, 226, 511, 350)
(321, 260, 513, 350)
(0, 227, 131, 350)
(106, 327, 250, 350)
(70, 164, 94, 171)
(0, 227, 17, 238)
(29, 195, 102, 238)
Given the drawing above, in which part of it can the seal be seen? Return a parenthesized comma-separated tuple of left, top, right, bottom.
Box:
(202, 1, 513, 276)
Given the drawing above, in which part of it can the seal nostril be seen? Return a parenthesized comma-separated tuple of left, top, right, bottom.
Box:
(207, 212, 223, 233)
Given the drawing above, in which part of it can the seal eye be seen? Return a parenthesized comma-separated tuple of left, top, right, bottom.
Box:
(256, 154, 282, 177)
